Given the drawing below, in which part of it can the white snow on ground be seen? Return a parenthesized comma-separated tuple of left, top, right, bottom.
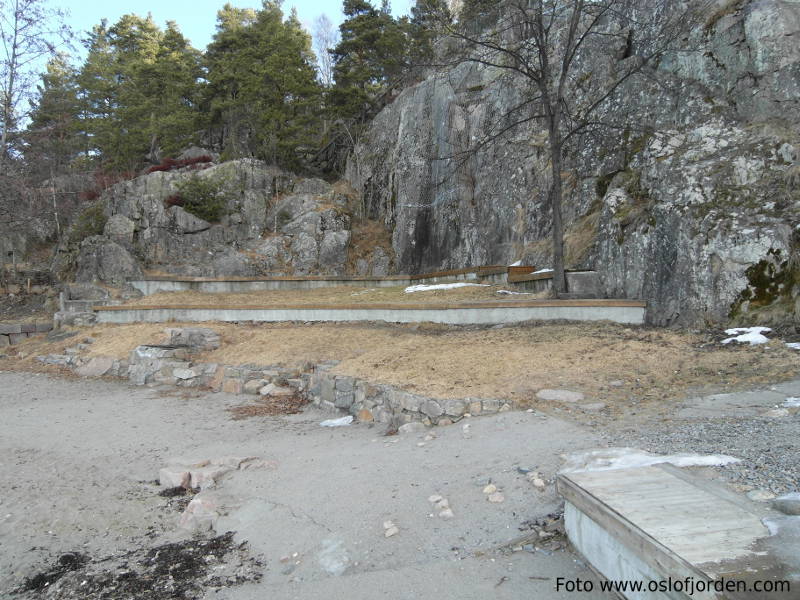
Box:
(784, 397, 800, 408)
(496, 289, 534, 295)
(722, 326, 772, 345)
(786, 342, 800, 350)
(320, 416, 353, 427)
(509, 260, 522, 266)
(559, 447, 740, 473)
(404, 283, 489, 293)
(533, 268, 554, 274)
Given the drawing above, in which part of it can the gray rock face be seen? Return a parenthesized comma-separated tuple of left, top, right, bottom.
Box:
(347, 0, 800, 326)
(72, 159, 381, 282)
(103, 214, 135, 245)
(75, 236, 143, 286)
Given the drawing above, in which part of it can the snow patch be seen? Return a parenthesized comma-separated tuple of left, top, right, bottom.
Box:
(509, 260, 522, 266)
(532, 268, 554, 274)
(784, 397, 800, 408)
(404, 283, 489, 293)
(496, 289, 534, 296)
(786, 342, 800, 350)
(320, 416, 353, 427)
(722, 326, 772, 346)
(560, 447, 740, 473)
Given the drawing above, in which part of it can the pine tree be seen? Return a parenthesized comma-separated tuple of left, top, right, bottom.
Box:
(203, 1, 321, 168)
(25, 54, 82, 174)
(77, 15, 203, 170)
(329, 0, 410, 120)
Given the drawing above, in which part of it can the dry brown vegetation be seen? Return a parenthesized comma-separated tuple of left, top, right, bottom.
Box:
(8, 321, 799, 418)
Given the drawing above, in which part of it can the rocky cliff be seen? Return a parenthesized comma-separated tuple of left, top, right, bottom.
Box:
(65, 159, 392, 287)
(346, 0, 800, 326)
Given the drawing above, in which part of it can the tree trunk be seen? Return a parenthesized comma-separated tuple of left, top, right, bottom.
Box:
(549, 123, 567, 295)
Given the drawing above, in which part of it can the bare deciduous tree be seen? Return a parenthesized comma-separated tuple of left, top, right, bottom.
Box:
(313, 13, 339, 88)
(0, 0, 71, 162)
(437, 0, 709, 294)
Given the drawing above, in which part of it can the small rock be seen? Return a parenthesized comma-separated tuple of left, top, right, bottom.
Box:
(488, 492, 505, 503)
(384, 526, 399, 538)
(763, 408, 790, 418)
(535, 389, 585, 403)
(398, 422, 426, 435)
(423, 433, 435, 441)
(434, 498, 450, 510)
(438, 508, 455, 519)
(773, 493, 800, 515)
(428, 494, 443, 503)
(746, 489, 776, 502)
(609, 380, 624, 387)
(482, 484, 497, 495)
(580, 402, 606, 412)
(532, 478, 546, 490)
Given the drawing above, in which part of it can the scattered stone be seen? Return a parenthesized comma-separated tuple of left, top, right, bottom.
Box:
(483, 484, 497, 494)
(383, 520, 399, 538)
(488, 492, 505, 503)
(763, 408, 790, 418)
(173, 368, 197, 380)
(580, 402, 607, 412)
(438, 508, 455, 519)
(357, 408, 374, 422)
(746, 489, 776, 502)
(75, 356, 115, 378)
(222, 379, 243, 395)
(428, 494, 443, 503)
(438, 417, 453, 426)
(531, 478, 546, 490)
(259, 383, 294, 397)
(773, 493, 800, 515)
(609, 380, 625, 387)
(536, 389, 585, 403)
(159, 467, 191, 489)
(179, 494, 219, 532)
(423, 433, 436, 441)
(398, 422, 426, 435)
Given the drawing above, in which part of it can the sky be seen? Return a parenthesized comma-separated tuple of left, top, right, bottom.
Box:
(59, 0, 414, 55)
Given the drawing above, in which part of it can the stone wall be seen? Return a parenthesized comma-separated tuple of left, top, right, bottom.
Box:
(35, 326, 513, 428)
(0, 322, 53, 347)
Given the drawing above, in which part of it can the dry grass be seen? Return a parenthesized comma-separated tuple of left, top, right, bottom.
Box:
(227, 394, 308, 419)
(121, 284, 546, 307)
(9, 321, 798, 419)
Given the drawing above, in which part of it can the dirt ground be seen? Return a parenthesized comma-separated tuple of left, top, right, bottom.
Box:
(0, 371, 614, 600)
(122, 284, 546, 307)
(8, 321, 799, 422)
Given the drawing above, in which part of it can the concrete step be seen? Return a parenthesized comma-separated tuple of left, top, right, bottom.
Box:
(558, 464, 797, 599)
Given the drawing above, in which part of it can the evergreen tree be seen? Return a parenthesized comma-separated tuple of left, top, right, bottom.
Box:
(329, 0, 410, 120)
(203, 1, 321, 168)
(408, 0, 451, 63)
(25, 53, 82, 174)
(77, 15, 203, 170)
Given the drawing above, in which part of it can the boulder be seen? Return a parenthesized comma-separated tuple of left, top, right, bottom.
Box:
(103, 214, 136, 245)
(318, 230, 350, 273)
(75, 236, 143, 287)
(168, 206, 210, 234)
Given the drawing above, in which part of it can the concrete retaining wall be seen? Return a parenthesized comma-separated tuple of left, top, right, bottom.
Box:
(94, 301, 646, 326)
(128, 269, 508, 295)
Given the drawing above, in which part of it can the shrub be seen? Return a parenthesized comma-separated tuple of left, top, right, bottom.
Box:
(171, 175, 230, 223)
(146, 155, 213, 174)
(69, 203, 108, 245)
